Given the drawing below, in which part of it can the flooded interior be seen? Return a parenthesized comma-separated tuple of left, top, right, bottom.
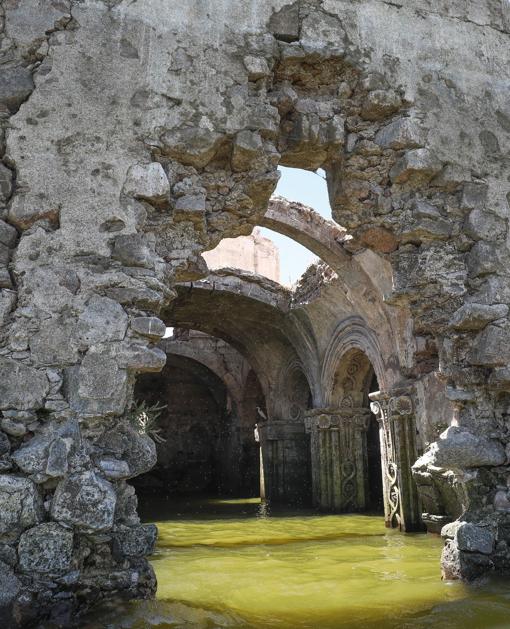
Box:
(83, 495, 510, 629)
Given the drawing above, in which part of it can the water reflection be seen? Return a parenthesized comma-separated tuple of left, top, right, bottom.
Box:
(83, 496, 510, 629)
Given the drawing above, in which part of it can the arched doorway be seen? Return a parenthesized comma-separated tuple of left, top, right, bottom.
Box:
(132, 353, 263, 501)
(308, 343, 385, 514)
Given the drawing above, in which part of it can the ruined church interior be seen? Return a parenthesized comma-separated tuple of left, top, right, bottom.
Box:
(0, 1, 509, 627)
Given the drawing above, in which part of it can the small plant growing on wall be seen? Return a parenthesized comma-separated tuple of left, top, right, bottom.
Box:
(127, 399, 167, 444)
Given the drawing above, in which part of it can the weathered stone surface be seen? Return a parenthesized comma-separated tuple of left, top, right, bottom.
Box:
(374, 117, 425, 149)
(0, 475, 42, 535)
(450, 303, 509, 331)
(465, 209, 508, 241)
(0, 65, 34, 112)
(116, 344, 166, 372)
(360, 90, 401, 121)
(0, 289, 16, 326)
(389, 149, 442, 184)
(0, 164, 13, 204)
(18, 522, 73, 573)
(102, 423, 156, 479)
(0, 560, 21, 624)
(130, 316, 166, 340)
(0, 221, 17, 249)
(122, 162, 170, 206)
(113, 524, 157, 558)
(468, 324, 510, 366)
(75, 297, 128, 347)
(98, 457, 130, 480)
(112, 234, 155, 269)
(442, 521, 494, 555)
(0, 358, 48, 410)
(30, 318, 79, 366)
(415, 427, 506, 471)
(65, 349, 128, 417)
(12, 419, 78, 481)
(51, 472, 116, 532)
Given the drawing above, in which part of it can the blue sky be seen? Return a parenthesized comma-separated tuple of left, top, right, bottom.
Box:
(260, 166, 332, 285)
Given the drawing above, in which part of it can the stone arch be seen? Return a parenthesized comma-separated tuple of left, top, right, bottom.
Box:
(275, 357, 314, 421)
(321, 317, 389, 405)
(258, 196, 349, 273)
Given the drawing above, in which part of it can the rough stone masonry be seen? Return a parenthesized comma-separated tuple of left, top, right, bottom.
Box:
(0, 0, 509, 626)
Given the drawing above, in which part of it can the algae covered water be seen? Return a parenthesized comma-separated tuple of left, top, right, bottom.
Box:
(84, 497, 510, 628)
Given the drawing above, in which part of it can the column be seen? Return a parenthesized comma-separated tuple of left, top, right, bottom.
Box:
(305, 408, 370, 512)
(369, 391, 423, 532)
(255, 419, 311, 506)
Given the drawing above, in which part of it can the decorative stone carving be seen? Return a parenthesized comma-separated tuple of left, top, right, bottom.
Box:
(369, 391, 423, 532)
(305, 408, 370, 512)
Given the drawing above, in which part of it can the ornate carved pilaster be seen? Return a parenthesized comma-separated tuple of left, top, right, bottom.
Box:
(305, 408, 370, 512)
(369, 391, 423, 532)
(255, 419, 311, 506)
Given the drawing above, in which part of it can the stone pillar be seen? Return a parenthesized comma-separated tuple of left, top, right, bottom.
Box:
(305, 408, 370, 512)
(255, 420, 311, 506)
(369, 391, 423, 532)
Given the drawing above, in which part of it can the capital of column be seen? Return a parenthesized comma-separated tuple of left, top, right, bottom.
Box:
(304, 407, 371, 433)
(369, 390, 414, 423)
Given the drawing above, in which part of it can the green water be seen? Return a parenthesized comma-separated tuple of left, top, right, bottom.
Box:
(84, 497, 510, 628)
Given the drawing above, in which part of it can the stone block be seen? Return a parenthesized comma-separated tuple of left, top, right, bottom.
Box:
(0, 165, 13, 205)
(161, 127, 222, 168)
(102, 423, 156, 479)
(51, 471, 116, 532)
(98, 457, 131, 480)
(231, 130, 263, 172)
(360, 90, 401, 121)
(269, 3, 299, 42)
(389, 149, 442, 184)
(111, 234, 155, 268)
(468, 323, 510, 366)
(75, 296, 128, 347)
(0, 432, 9, 457)
(0, 290, 15, 326)
(442, 521, 494, 555)
(244, 55, 270, 80)
(0, 358, 49, 410)
(174, 193, 206, 224)
(116, 343, 166, 373)
(374, 117, 425, 149)
(466, 241, 499, 277)
(130, 316, 166, 340)
(65, 350, 128, 418)
(7, 193, 60, 231)
(113, 523, 157, 558)
(450, 303, 508, 330)
(1, 417, 26, 437)
(465, 209, 507, 241)
(417, 426, 505, 471)
(18, 522, 73, 573)
(122, 162, 170, 207)
(0, 475, 42, 535)
(0, 560, 21, 622)
(0, 65, 34, 113)
(12, 419, 78, 481)
(30, 318, 79, 366)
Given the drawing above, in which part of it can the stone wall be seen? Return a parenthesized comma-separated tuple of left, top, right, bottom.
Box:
(0, 0, 509, 625)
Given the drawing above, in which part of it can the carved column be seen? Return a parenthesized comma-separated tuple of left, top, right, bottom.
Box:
(305, 408, 370, 512)
(255, 419, 311, 506)
(369, 391, 423, 532)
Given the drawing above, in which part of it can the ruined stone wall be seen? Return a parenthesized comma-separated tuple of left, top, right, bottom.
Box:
(0, 0, 509, 625)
